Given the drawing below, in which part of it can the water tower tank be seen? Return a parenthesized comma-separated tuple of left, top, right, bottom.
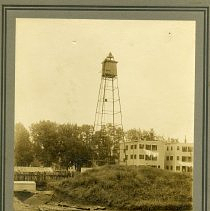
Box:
(102, 52, 118, 78)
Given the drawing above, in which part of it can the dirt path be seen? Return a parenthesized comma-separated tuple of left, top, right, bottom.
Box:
(14, 191, 53, 211)
(13, 196, 38, 211)
(13, 191, 107, 211)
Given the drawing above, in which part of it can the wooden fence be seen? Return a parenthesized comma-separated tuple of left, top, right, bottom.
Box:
(14, 171, 75, 182)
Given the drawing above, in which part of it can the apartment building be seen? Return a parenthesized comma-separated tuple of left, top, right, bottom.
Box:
(119, 139, 193, 173)
(164, 142, 193, 173)
(119, 139, 165, 169)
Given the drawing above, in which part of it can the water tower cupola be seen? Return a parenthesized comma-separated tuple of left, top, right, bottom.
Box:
(102, 52, 118, 78)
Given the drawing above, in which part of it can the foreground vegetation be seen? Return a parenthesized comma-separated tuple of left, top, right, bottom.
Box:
(51, 165, 192, 210)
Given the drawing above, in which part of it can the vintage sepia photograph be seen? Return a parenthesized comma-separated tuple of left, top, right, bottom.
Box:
(13, 18, 195, 211)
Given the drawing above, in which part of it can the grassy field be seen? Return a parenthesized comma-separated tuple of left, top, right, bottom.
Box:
(51, 165, 192, 210)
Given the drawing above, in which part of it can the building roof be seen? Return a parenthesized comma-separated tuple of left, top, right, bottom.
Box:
(14, 166, 53, 173)
(122, 139, 163, 143)
(165, 142, 194, 146)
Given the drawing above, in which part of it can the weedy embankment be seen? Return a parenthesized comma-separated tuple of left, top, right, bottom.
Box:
(51, 165, 192, 210)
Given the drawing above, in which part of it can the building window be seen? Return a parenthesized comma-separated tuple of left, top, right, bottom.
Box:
(167, 146, 169, 151)
(139, 144, 144, 149)
(125, 145, 128, 150)
(146, 145, 151, 150)
(176, 166, 180, 171)
(182, 156, 187, 162)
(177, 146, 180, 150)
(166, 156, 169, 161)
(182, 146, 187, 152)
(166, 166, 169, 170)
(182, 166, 187, 172)
(152, 156, 157, 161)
(188, 156, 192, 162)
(145, 155, 151, 160)
(131, 145, 133, 149)
(170, 156, 173, 161)
(177, 156, 179, 160)
(171, 146, 173, 150)
(134, 154, 136, 159)
(188, 147, 192, 152)
(139, 154, 144, 159)
(158, 165, 160, 168)
(152, 145, 157, 151)
(188, 167, 192, 172)
(134, 145, 137, 149)
(170, 166, 173, 170)
(130, 155, 133, 159)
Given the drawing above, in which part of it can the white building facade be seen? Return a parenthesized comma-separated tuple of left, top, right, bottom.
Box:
(119, 139, 165, 169)
(120, 140, 193, 173)
(164, 142, 193, 173)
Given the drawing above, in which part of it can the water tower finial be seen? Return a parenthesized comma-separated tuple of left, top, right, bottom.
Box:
(108, 52, 114, 58)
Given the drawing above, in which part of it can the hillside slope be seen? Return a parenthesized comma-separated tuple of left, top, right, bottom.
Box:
(52, 165, 192, 210)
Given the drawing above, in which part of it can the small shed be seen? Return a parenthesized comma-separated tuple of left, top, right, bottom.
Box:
(14, 181, 36, 192)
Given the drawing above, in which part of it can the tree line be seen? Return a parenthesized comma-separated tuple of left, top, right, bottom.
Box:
(15, 121, 123, 170)
(14, 121, 178, 170)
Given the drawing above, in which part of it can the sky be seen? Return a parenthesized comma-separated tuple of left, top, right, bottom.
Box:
(15, 19, 195, 142)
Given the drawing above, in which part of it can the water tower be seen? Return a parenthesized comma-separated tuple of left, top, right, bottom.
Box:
(93, 52, 126, 164)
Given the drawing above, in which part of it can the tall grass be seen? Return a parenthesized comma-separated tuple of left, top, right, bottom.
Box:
(51, 165, 192, 210)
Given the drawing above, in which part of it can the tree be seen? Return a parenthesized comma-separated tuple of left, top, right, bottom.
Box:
(111, 126, 124, 161)
(14, 123, 33, 166)
(30, 120, 59, 166)
(92, 130, 112, 164)
(78, 124, 93, 144)
(126, 128, 142, 141)
(57, 124, 93, 171)
(126, 128, 158, 141)
(90, 124, 125, 165)
(30, 121, 94, 170)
